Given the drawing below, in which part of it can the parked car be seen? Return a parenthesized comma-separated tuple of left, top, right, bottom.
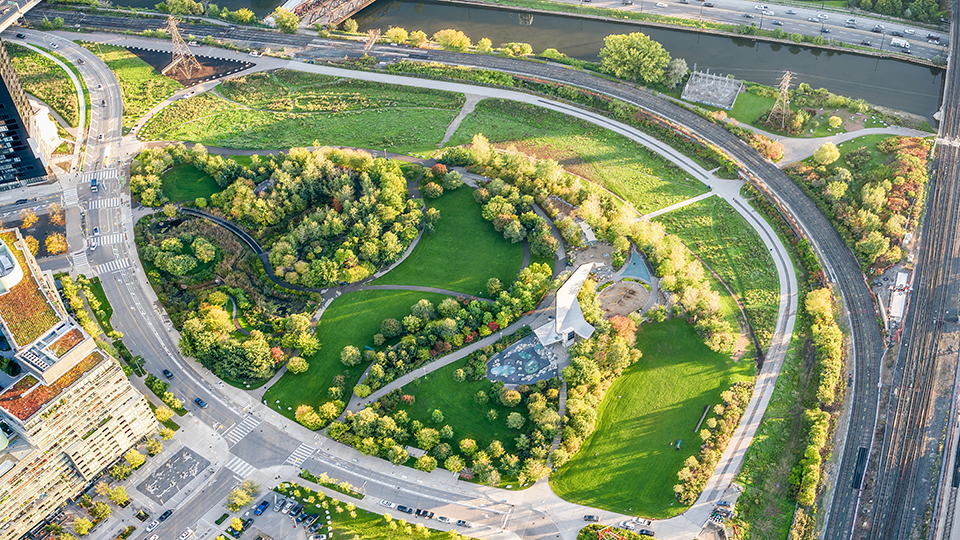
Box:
(15, 33, 24, 38)
(437, 517, 452, 524)
(584, 515, 600, 522)
(397, 505, 414, 514)
(149, 536, 159, 540)
(274, 498, 286, 512)
(379, 500, 395, 508)
(194, 398, 208, 409)
(281, 500, 294, 514)
(638, 530, 656, 537)
(254, 501, 269, 515)
(15, 199, 27, 205)
(159, 510, 173, 521)
(456, 520, 473, 528)
(309, 520, 324, 533)
(243, 519, 254, 530)
(415, 509, 435, 519)
(290, 503, 304, 517)
(296, 512, 310, 523)
(93, 227, 99, 235)
(178, 529, 194, 540)
(619, 521, 637, 530)
(146, 520, 159, 532)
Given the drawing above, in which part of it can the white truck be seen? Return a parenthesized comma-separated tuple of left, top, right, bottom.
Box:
(890, 38, 910, 49)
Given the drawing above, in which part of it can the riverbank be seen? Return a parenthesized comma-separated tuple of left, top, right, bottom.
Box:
(426, 0, 940, 68)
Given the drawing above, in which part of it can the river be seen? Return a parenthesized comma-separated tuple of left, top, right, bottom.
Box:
(351, 0, 944, 121)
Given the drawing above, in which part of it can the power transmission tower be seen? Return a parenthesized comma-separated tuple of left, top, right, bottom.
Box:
(363, 28, 381, 55)
(767, 71, 793, 131)
(163, 16, 202, 79)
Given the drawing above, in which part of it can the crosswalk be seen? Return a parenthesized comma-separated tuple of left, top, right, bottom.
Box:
(284, 443, 316, 467)
(94, 233, 124, 246)
(225, 416, 261, 446)
(80, 169, 119, 182)
(224, 455, 256, 479)
(87, 197, 121, 210)
(71, 250, 90, 272)
(93, 258, 130, 275)
(63, 187, 79, 207)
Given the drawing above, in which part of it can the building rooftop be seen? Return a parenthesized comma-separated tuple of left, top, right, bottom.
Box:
(0, 351, 104, 421)
(0, 230, 63, 349)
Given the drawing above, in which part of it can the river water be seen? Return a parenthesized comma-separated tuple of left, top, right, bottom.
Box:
(352, 0, 944, 120)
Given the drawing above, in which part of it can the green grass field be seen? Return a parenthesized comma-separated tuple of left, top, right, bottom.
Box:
(79, 42, 182, 129)
(448, 99, 707, 213)
(6, 43, 79, 127)
(264, 289, 452, 421)
(86, 277, 115, 333)
(550, 318, 755, 518)
(373, 186, 524, 296)
(393, 356, 536, 459)
(654, 197, 779, 348)
(139, 75, 465, 153)
(161, 164, 223, 203)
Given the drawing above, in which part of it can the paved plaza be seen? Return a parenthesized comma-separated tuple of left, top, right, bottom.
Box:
(137, 448, 210, 506)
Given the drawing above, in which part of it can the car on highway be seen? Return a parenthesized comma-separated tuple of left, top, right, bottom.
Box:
(703, 3, 713, 7)
(821, 27, 830, 33)
(807, 17, 818, 22)
(861, 40, 872, 46)
(772, 20, 783, 25)
(15, 33, 24, 38)
(678, 0, 689, 3)
(785, 9, 796, 13)
(254, 501, 269, 515)
(397, 505, 414, 514)
(146, 520, 159, 532)
(845, 22, 857, 28)
(904, 28, 915, 34)
(762, 10, 773, 15)
(15, 199, 27, 205)
(78, 58, 85, 64)
(379, 500, 395, 508)
(638, 530, 656, 537)
(88, 241, 96, 252)
(817, 12, 827, 18)
(437, 517, 452, 524)
(584, 515, 600, 522)
(655, 2, 667, 6)
(891, 31, 904, 37)
(846, 17, 856, 23)
(872, 26, 883, 33)
(743, 13, 755, 18)
(194, 398, 208, 408)
(163, 369, 174, 379)
(93, 227, 99, 235)
(159, 510, 173, 521)
(178, 529, 194, 540)
(753, 4, 767, 9)
(274, 498, 285, 512)
(49, 42, 59, 49)
(97, 84, 102, 89)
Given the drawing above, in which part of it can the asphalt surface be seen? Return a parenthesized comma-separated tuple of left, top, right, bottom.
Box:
(2, 6, 925, 538)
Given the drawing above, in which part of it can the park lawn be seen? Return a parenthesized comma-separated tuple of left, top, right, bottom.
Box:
(654, 197, 779, 348)
(373, 186, 524, 296)
(79, 42, 182, 129)
(733, 333, 810, 540)
(264, 289, 452, 422)
(394, 356, 538, 459)
(550, 318, 755, 518)
(6, 43, 79, 127)
(143, 97, 459, 154)
(230, 155, 254, 168)
(448, 99, 707, 213)
(161, 164, 223, 203)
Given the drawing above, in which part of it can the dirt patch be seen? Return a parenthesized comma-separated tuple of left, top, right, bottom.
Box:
(598, 281, 649, 318)
(126, 47, 254, 87)
(498, 141, 598, 182)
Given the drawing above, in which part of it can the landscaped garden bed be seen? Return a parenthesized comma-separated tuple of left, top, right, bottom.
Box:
(5, 42, 80, 128)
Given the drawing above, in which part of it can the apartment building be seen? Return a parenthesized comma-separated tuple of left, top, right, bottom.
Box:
(0, 229, 156, 540)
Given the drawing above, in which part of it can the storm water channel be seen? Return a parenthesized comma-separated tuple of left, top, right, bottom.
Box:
(350, 0, 944, 121)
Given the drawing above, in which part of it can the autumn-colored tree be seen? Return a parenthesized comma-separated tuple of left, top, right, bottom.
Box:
(609, 315, 638, 342)
(23, 235, 39, 255)
(154, 406, 174, 423)
(21, 210, 38, 229)
(50, 203, 65, 225)
(46, 233, 68, 255)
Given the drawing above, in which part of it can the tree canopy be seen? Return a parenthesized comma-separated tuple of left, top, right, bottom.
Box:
(599, 32, 672, 84)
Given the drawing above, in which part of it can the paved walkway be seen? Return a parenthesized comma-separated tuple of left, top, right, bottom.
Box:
(639, 191, 715, 221)
(59, 33, 802, 540)
(440, 94, 484, 147)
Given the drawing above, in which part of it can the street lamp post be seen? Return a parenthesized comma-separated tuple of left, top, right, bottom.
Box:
(699, 1, 704, 21)
(759, 12, 763, 30)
